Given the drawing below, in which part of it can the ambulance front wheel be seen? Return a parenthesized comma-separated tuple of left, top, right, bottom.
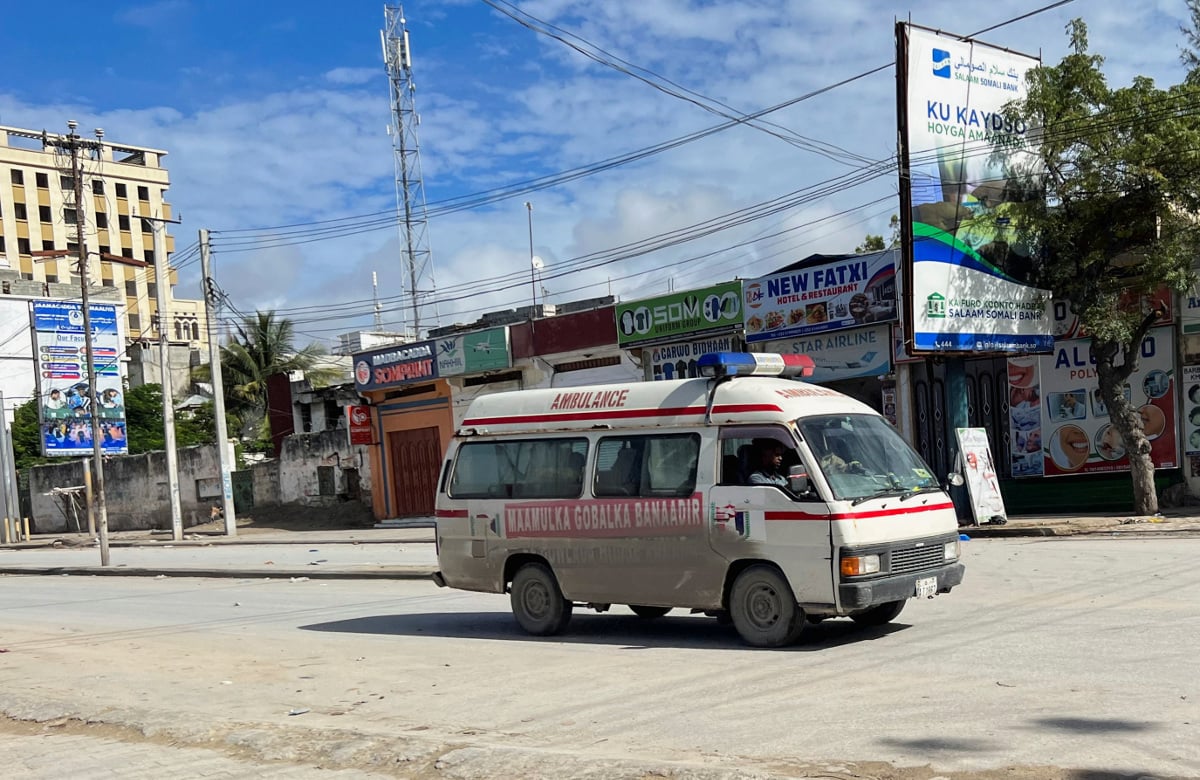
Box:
(729, 565, 805, 648)
(510, 562, 573, 636)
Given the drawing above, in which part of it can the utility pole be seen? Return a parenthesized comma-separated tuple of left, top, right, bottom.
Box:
(199, 230, 237, 535)
(145, 211, 184, 541)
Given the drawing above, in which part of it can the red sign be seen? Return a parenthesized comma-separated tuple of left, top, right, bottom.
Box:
(347, 405, 374, 445)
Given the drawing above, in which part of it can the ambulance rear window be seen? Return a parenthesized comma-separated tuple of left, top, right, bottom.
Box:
(449, 438, 589, 500)
(593, 434, 699, 498)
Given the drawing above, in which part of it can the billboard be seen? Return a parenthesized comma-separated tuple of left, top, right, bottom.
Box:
(31, 300, 127, 456)
(616, 281, 742, 347)
(743, 252, 896, 344)
(897, 23, 1053, 353)
(435, 327, 511, 376)
(1007, 326, 1178, 477)
(642, 334, 738, 381)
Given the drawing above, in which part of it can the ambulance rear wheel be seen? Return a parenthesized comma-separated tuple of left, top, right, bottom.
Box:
(629, 605, 671, 619)
(510, 563, 573, 636)
(729, 565, 804, 647)
(850, 599, 906, 627)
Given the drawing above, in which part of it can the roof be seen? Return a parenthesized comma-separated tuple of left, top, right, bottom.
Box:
(458, 376, 875, 435)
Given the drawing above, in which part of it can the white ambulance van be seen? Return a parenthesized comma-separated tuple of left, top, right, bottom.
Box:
(431, 352, 964, 647)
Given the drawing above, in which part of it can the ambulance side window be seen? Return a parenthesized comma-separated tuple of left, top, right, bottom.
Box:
(449, 438, 588, 499)
(594, 434, 699, 498)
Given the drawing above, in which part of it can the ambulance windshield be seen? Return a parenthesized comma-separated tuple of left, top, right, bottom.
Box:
(797, 415, 941, 503)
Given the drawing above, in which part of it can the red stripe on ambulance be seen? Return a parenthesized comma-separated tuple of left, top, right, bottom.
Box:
(463, 403, 783, 428)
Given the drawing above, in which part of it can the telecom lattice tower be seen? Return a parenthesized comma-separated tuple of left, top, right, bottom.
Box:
(382, 5, 438, 339)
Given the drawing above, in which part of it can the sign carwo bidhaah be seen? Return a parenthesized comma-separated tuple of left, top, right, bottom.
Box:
(896, 23, 1054, 354)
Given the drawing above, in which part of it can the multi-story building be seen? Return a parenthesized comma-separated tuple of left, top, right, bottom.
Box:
(0, 123, 207, 397)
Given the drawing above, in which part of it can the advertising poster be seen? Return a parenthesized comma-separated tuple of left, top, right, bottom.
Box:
(31, 300, 127, 457)
(760, 324, 892, 383)
(642, 334, 738, 381)
(899, 24, 1053, 353)
(435, 327, 511, 376)
(1053, 288, 1173, 341)
(743, 252, 896, 344)
(955, 427, 1007, 524)
(1006, 354, 1043, 477)
(1182, 366, 1200, 457)
(346, 405, 374, 446)
(1032, 326, 1177, 477)
(353, 340, 437, 392)
(616, 281, 742, 347)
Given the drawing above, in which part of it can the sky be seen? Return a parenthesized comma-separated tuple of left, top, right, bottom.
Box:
(0, 0, 1195, 348)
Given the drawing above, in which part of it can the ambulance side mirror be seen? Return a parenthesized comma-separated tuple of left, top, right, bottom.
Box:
(787, 465, 810, 495)
(945, 472, 965, 488)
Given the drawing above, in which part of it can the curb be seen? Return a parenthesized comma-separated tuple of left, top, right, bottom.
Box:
(0, 566, 439, 581)
(1, 536, 436, 551)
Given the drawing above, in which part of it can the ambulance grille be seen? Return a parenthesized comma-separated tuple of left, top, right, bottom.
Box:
(889, 544, 945, 574)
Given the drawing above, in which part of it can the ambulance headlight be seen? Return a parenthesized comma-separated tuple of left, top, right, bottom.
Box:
(840, 554, 880, 577)
(944, 540, 959, 561)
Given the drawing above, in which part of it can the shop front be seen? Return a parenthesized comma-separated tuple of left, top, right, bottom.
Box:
(352, 340, 454, 519)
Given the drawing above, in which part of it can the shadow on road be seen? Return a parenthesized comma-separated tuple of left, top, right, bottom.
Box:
(299, 610, 908, 650)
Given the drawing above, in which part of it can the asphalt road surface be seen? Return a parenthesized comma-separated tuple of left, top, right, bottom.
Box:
(1, 537, 1197, 779)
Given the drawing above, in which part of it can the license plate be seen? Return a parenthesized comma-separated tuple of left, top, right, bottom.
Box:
(915, 576, 937, 599)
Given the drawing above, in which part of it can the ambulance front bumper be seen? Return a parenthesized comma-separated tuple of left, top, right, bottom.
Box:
(838, 562, 964, 609)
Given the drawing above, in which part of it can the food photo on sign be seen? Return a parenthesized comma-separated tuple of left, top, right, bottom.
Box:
(1031, 326, 1178, 477)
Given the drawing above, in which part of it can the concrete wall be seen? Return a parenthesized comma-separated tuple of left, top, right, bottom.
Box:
(270, 428, 372, 506)
(28, 429, 375, 533)
(29, 443, 223, 533)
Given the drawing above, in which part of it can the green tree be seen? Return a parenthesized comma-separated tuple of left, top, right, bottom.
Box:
(854, 234, 884, 254)
(1000, 19, 1200, 514)
(124, 384, 216, 455)
(194, 310, 340, 443)
(11, 398, 50, 469)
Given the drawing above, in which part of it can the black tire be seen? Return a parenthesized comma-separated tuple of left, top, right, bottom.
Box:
(850, 599, 906, 627)
(728, 565, 804, 647)
(628, 605, 672, 619)
(510, 563, 573, 636)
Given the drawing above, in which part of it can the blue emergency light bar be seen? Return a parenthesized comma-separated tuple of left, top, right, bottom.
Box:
(697, 352, 816, 379)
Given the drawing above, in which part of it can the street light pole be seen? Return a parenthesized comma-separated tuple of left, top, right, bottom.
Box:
(145, 212, 184, 541)
(524, 201, 537, 312)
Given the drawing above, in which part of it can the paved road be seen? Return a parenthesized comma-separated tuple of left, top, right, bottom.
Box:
(2, 536, 1198, 779)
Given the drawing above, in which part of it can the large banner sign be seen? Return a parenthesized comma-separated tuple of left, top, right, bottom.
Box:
(31, 300, 127, 456)
(354, 340, 438, 391)
(898, 24, 1053, 353)
(743, 252, 896, 344)
(760, 324, 892, 383)
(435, 327, 511, 376)
(616, 281, 742, 347)
(1007, 326, 1178, 477)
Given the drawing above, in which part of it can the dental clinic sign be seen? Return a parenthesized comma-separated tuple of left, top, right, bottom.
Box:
(897, 23, 1053, 354)
(616, 281, 742, 347)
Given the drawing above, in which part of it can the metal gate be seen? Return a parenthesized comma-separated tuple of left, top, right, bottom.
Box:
(912, 357, 1011, 479)
(387, 426, 441, 517)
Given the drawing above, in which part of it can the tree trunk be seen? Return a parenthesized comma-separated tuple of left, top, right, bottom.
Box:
(1094, 337, 1158, 516)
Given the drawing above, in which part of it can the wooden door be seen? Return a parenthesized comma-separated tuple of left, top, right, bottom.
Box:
(387, 426, 441, 517)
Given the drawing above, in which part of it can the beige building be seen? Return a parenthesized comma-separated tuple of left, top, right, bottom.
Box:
(0, 123, 207, 357)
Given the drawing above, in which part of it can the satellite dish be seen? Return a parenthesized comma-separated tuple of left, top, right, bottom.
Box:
(531, 256, 544, 270)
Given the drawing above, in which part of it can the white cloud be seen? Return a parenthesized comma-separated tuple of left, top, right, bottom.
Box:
(4, 0, 1194, 347)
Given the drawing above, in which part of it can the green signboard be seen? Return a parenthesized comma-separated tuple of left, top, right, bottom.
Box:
(615, 281, 743, 347)
(435, 327, 511, 376)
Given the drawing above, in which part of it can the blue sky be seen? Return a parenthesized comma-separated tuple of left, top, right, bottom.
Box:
(1, 0, 1195, 346)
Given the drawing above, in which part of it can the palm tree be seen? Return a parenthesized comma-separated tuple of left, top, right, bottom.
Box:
(195, 311, 341, 442)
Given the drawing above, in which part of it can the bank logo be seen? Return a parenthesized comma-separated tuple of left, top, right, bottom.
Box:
(932, 48, 951, 79)
(926, 292, 947, 318)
